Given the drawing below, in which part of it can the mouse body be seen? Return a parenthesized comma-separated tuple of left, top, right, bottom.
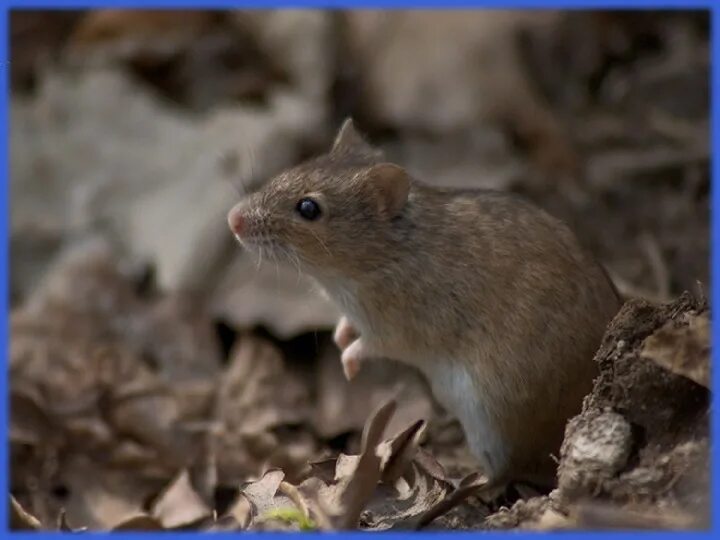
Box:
(227, 119, 621, 486)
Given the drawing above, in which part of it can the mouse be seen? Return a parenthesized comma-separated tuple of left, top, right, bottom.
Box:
(227, 118, 621, 489)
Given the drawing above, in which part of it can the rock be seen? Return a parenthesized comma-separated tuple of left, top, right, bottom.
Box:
(557, 411, 632, 499)
(553, 293, 710, 512)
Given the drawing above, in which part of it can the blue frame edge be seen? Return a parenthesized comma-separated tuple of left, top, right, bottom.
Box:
(1, 0, 717, 538)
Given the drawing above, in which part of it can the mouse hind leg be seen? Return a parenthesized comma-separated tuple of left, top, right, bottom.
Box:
(426, 362, 510, 483)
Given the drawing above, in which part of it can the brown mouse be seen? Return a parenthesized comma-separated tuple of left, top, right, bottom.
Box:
(227, 119, 621, 488)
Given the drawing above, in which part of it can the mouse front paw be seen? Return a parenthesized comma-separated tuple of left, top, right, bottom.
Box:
(341, 338, 368, 381)
(333, 315, 359, 352)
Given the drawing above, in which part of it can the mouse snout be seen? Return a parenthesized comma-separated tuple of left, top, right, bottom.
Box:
(227, 205, 247, 238)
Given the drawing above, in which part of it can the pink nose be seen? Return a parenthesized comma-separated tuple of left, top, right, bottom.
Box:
(228, 206, 245, 237)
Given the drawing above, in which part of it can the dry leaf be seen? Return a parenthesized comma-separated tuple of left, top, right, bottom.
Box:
(337, 399, 396, 528)
(55, 456, 162, 530)
(111, 514, 165, 531)
(151, 469, 212, 529)
(10, 496, 42, 530)
(411, 472, 488, 530)
(297, 399, 474, 531)
(238, 469, 286, 518)
(380, 419, 426, 484)
(640, 313, 710, 388)
(213, 335, 314, 482)
(313, 346, 436, 440)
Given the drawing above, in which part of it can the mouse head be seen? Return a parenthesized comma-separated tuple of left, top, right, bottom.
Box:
(227, 119, 411, 276)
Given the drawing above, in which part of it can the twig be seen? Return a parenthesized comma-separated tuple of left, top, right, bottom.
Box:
(278, 481, 310, 520)
(639, 232, 671, 301)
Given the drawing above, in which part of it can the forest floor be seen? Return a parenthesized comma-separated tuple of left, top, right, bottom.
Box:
(9, 9, 710, 531)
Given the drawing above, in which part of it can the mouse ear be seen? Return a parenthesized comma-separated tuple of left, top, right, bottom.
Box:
(331, 118, 380, 157)
(366, 163, 410, 217)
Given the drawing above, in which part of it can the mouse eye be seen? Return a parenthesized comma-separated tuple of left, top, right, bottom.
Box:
(296, 197, 322, 221)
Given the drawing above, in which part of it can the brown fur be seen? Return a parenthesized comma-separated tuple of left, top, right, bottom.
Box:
(227, 119, 621, 486)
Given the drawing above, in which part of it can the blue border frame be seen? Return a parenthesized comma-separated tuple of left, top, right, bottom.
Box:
(1, 1, 716, 8)
(1, 2, 7, 536)
(2, 0, 717, 538)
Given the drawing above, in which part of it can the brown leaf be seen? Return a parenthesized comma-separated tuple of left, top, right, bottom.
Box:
(10, 496, 42, 530)
(640, 312, 710, 388)
(204, 514, 246, 532)
(236, 469, 318, 531)
(151, 469, 212, 529)
(313, 346, 435, 440)
(111, 514, 165, 531)
(213, 335, 313, 482)
(367, 471, 449, 530)
(298, 401, 459, 531)
(337, 399, 396, 528)
(57, 455, 162, 530)
(238, 469, 286, 518)
(308, 458, 338, 484)
(412, 472, 488, 530)
(69, 10, 219, 51)
(225, 495, 252, 530)
(212, 257, 339, 339)
(9, 386, 60, 446)
(380, 419, 426, 484)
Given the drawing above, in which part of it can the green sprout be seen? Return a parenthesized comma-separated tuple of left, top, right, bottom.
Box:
(262, 507, 317, 531)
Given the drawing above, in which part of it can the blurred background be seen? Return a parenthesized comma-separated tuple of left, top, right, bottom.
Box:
(9, 9, 710, 531)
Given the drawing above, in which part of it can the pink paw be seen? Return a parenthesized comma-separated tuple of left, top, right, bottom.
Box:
(341, 338, 367, 381)
(333, 316, 359, 352)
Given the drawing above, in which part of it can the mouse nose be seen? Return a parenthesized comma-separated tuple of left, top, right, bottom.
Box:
(228, 205, 246, 237)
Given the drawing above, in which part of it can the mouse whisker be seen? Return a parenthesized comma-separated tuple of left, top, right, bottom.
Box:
(255, 242, 264, 272)
(308, 228, 333, 259)
(289, 248, 304, 283)
(281, 245, 304, 283)
(272, 246, 281, 281)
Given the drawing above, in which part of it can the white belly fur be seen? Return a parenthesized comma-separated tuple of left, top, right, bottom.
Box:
(425, 361, 507, 480)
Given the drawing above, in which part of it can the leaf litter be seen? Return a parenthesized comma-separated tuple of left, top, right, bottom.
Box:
(8, 185, 711, 534)
(9, 9, 711, 532)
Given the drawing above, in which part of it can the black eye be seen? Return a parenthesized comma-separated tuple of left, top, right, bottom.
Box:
(296, 197, 322, 221)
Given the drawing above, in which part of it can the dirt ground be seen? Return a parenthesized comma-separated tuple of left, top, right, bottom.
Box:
(9, 9, 710, 531)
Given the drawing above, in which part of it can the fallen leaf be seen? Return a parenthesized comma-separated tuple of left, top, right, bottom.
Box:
(57, 455, 162, 530)
(234, 469, 315, 531)
(640, 312, 710, 388)
(238, 469, 286, 518)
(111, 514, 165, 531)
(225, 494, 252, 530)
(313, 346, 436, 440)
(151, 469, 212, 529)
(297, 399, 465, 531)
(412, 472, 488, 530)
(213, 335, 314, 482)
(9, 386, 60, 446)
(10, 496, 42, 530)
(380, 419, 426, 484)
(337, 399, 396, 528)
